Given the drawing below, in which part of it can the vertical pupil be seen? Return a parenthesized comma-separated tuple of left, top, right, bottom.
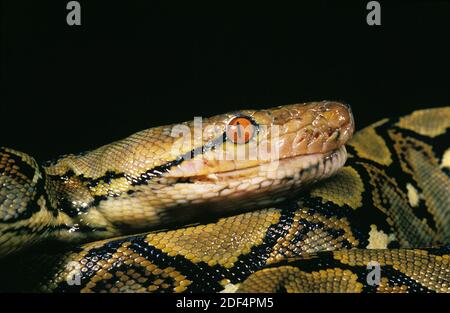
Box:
(236, 121, 242, 140)
(228, 117, 254, 143)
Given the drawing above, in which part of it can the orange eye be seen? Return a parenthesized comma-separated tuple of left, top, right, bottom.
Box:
(226, 116, 257, 144)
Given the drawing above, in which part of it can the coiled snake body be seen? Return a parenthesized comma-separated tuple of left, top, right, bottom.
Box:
(0, 102, 449, 293)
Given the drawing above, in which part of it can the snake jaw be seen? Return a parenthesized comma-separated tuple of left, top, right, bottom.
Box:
(132, 146, 349, 229)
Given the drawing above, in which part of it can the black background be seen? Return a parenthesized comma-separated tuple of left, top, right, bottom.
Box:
(1, 293, 445, 311)
(1, 0, 449, 162)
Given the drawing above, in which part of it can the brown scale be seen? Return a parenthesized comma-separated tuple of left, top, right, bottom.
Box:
(0, 159, 33, 220)
(238, 248, 449, 293)
(389, 129, 438, 177)
(359, 162, 438, 247)
(376, 277, 408, 293)
(309, 166, 364, 209)
(389, 130, 449, 242)
(333, 249, 449, 293)
(267, 210, 359, 263)
(395, 107, 450, 137)
(238, 266, 363, 293)
(348, 119, 392, 166)
(0, 148, 56, 256)
(144, 209, 281, 268)
(45, 241, 192, 293)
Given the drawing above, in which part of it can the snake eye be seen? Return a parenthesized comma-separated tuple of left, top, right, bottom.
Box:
(226, 116, 257, 144)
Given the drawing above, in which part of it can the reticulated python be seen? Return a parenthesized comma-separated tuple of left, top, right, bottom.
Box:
(0, 101, 449, 293)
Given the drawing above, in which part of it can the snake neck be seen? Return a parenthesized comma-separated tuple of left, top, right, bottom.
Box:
(0, 147, 73, 256)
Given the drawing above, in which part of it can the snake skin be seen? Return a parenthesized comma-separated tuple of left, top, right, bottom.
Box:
(0, 102, 353, 256)
(0, 104, 449, 293)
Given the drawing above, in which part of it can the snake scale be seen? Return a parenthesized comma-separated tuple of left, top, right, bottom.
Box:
(0, 101, 449, 293)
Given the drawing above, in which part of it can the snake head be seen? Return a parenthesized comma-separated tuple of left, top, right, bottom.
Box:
(42, 101, 355, 233)
(167, 101, 354, 178)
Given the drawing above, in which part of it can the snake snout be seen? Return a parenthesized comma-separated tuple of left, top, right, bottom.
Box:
(284, 101, 354, 156)
(320, 101, 355, 146)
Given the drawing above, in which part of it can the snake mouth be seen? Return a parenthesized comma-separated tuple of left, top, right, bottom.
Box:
(207, 145, 347, 185)
(141, 146, 349, 230)
(265, 145, 347, 181)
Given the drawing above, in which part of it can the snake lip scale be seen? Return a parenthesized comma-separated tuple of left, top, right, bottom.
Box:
(209, 146, 348, 182)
